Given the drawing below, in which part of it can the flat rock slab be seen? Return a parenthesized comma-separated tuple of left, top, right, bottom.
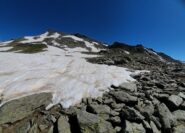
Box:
(173, 124, 185, 133)
(168, 95, 183, 108)
(57, 115, 71, 133)
(119, 82, 137, 92)
(0, 92, 52, 124)
(125, 120, 146, 133)
(76, 111, 115, 133)
(87, 104, 111, 114)
(157, 103, 176, 131)
(173, 110, 185, 121)
(110, 91, 137, 104)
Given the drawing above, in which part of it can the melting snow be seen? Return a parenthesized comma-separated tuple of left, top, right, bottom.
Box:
(0, 41, 13, 46)
(21, 32, 61, 44)
(145, 48, 165, 62)
(0, 45, 146, 109)
(63, 35, 100, 52)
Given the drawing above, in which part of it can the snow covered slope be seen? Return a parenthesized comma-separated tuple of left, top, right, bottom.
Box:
(0, 32, 146, 109)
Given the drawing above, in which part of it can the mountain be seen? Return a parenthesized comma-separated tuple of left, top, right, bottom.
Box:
(0, 31, 185, 133)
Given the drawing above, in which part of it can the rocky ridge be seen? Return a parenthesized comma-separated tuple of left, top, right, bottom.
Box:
(0, 31, 185, 133)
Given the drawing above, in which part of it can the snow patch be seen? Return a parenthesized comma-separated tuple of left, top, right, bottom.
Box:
(145, 48, 165, 62)
(21, 32, 61, 44)
(49, 32, 60, 38)
(52, 40, 61, 46)
(0, 41, 13, 46)
(0, 45, 147, 109)
(63, 35, 100, 52)
(63, 35, 83, 42)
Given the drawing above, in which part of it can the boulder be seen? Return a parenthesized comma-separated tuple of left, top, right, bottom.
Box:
(109, 116, 121, 124)
(142, 120, 152, 132)
(28, 123, 38, 133)
(76, 111, 115, 133)
(150, 121, 161, 133)
(39, 124, 48, 131)
(125, 120, 146, 133)
(173, 124, 185, 133)
(136, 102, 154, 118)
(119, 82, 137, 92)
(115, 126, 122, 132)
(48, 126, 54, 133)
(172, 110, 185, 121)
(0, 93, 52, 124)
(57, 115, 71, 133)
(150, 116, 162, 130)
(168, 95, 183, 108)
(111, 91, 137, 104)
(157, 103, 176, 131)
(180, 101, 185, 109)
(121, 107, 145, 122)
(87, 104, 111, 114)
(178, 92, 185, 100)
(15, 121, 31, 133)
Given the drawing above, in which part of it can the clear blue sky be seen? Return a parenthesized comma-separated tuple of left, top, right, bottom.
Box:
(0, 0, 185, 61)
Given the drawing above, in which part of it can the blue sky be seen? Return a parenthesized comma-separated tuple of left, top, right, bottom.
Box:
(0, 0, 185, 61)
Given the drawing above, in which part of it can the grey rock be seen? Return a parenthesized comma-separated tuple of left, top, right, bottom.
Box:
(0, 93, 52, 124)
(110, 102, 125, 110)
(168, 95, 183, 108)
(119, 82, 137, 92)
(28, 123, 38, 133)
(76, 111, 115, 133)
(142, 120, 151, 131)
(0, 127, 2, 133)
(155, 93, 169, 99)
(39, 124, 48, 131)
(122, 107, 145, 122)
(150, 121, 161, 133)
(178, 92, 185, 100)
(136, 102, 154, 118)
(180, 101, 185, 109)
(50, 115, 57, 123)
(157, 103, 176, 131)
(109, 116, 121, 124)
(57, 115, 71, 133)
(103, 98, 114, 104)
(125, 120, 146, 133)
(98, 113, 110, 120)
(88, 104, 111, 114)
(150, 116, 162, 129)
(96, 97, 103, 104)
(110, 110, 119, 116)
(15, 121, 31, 133)
(173, 110, 185, 121)
(173, 124, 185, 133)
(115, 126, 122, 132)
(48, 126, 54, 133)
(111, 91, 137, 104)
(152, 97, 161, 105)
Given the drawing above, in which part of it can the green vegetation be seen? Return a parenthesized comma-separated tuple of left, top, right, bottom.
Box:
(6, 44, 47, 53)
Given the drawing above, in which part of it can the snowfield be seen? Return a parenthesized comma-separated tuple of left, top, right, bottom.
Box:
(0, 40, 146, 109)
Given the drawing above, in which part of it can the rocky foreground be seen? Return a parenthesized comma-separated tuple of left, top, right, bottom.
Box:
(0, 61, 185, 133)
(0, 31, 185, 133)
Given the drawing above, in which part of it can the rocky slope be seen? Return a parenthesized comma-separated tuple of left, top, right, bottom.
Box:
(0, 31, 185, 133)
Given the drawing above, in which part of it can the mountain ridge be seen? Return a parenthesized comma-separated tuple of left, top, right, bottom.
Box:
(0, 30, 180, 63)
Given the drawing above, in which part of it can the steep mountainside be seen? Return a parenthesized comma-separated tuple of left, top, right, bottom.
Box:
(0, 31, 185, 133)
